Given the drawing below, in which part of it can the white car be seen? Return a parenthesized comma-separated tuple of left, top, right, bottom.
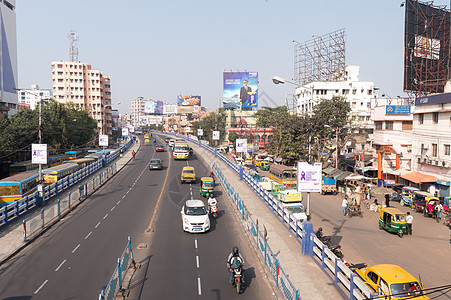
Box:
(282, 202, 307, 222)
(181, 200, 210, 233)
(168, 139, 175, 148)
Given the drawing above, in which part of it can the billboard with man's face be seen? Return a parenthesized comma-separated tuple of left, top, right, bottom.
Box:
(223, 72, 258, 109)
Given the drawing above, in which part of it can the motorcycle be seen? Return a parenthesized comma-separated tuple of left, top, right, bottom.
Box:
(231, 264, 243, 294)
(343, 261, 367, 272)
(209, 204, 218, 219)
(323, 238, 344, 258)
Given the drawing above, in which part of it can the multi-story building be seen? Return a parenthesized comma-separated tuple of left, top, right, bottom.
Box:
(410, 93, 451, 197)
(17, 84, 52, 110)
(295, 65, 374, 128)
(131, 97, 145, 125)
(51, 61, 112, 135)
(0, 0, 18, 116)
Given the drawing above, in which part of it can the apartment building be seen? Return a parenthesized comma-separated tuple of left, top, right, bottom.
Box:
(131, 97, 145, 125)
(17, 84, 52, 110)
(51, 61, 112, 135)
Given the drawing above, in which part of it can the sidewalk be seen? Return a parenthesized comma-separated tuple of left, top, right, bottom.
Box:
(187, 141, 344, 300)
(0, 140, 141, 265)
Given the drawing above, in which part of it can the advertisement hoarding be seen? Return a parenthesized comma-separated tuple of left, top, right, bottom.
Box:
(163, 105, 178, 114)
(236, 139, 247, 153)
(385, 105, 411, 114)
(197, 129, 203, 136)
(145, 101, 156, 113)
(177, 95, 201, 107)
(223, 72, 258, 109)
(178, 106, 195, 114)
(297, 162, 322, 193)
(32, 144, 48, 164)
(122, 128, 129, 136)
(99, 135, 109, 146)
(212, 131, 220, 140)
(155, 101, 164, 114)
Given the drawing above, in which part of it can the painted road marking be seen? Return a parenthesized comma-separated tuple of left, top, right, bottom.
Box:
(194, 238, 198, 249)
(197, 277, 202, 295)
(110, 206, 115, 212)
(72, 244, 80, 253)
(95, 222, 101, 228)
(34, 279, 48, 294)
(196, 256, 199, 268)
(103, 214, 108, 220)
(55, 259, 66, 272)
(117, 200, 121, 205)
(85, 231, 92, 240)
(122, 195, 126, 199)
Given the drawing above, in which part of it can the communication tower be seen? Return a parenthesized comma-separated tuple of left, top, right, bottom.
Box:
(294, 29, 346, 86)
(68, 30, 79, 62)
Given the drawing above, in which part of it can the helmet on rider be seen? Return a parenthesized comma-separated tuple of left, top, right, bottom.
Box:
(232, 246, 239, 257)
(318, 227, 322, 232)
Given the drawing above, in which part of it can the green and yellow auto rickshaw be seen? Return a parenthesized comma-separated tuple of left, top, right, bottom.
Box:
(260, 161, 269, 171)
(379, 207, 406, 238)
(200, 177, 214, 197)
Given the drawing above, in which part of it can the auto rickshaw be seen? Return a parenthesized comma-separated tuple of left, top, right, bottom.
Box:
(254, 158, 263, 168)
(400, 186, 419, 207)
(260, 160, 270, 171)
(379, 207, 406, 238)
(200, 177, 214, 197)
(412, 191, 433, 213)
(423, 196, 439, 218)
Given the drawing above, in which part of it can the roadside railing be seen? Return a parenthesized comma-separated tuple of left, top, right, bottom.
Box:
(98, 237, 136, 300)
(0, 138, 133, 230)
(212, 162, 301, 300)
(161, 132, 377, 300)
(23, 163, 117, 241)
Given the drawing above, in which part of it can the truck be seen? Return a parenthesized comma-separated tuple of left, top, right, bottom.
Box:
(173, 141, 189, 160)
(321, 176, 337, 195)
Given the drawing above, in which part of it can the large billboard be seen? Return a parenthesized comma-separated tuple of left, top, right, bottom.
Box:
(164, 105, 178, 114)
(404, 0, 450, 95)
(177, 95, 201, 107)
(223, 72, 258, 109)
(144, 101, 156, 113)
(155, 101, 164, 114)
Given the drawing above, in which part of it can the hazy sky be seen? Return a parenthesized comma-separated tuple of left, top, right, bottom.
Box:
(16, 0, 450, 114)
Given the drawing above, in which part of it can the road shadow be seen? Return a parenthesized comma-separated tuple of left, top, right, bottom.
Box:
(3, 297, 32, 300)
(126, 255, 153, 300)
(242, 266, 256, 292)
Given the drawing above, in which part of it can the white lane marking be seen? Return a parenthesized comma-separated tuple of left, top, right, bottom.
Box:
(34, 279, 48, 294)
(194, 238, 198, 249)
(95, 222, 101, 228)
(55, 259, 66, 272)
(110, 206, 115, 212)
(197, 277, 202, 295)
(72, 244, 80, 253)
(117, 200, 121, 205)
(196, 256, 200, 268)
(122, 195, 126, 199)
(85, 231, 92, 240)
(103, 214, 108, 219)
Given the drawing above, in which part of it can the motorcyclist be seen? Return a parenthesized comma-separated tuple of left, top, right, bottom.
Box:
(315, 227, 323, 239)
(227, 247, 245, 283)
(132, 150, 136, 159)
(209, 171, 215, 183)
(207, 196, 217, 208)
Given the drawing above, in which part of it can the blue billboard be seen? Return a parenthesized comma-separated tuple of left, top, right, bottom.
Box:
(223, 72, 258, 109)
(155, 101, 164, 114)
(385, 105, 411, 115)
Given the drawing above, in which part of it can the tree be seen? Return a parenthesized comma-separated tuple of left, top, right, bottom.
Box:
(191, 111, 226, 146)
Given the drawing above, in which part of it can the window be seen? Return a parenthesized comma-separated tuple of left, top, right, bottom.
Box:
(367, 272, 379, 284)
(402, 121, 412, 130)
(445, 145, 450, 156)
(432, 144, 438, 157)
(433, 112, 438, 124)
(352, 89, 357, 95)
(375, 121, 383, 130)
(343, 89, 349, 95)
(419, 113, 424, 124)
(421, 144, 427, 156)
(385, 121, 393, 130)
(352, 102, 356, 108)
(367, 89, 373, 95)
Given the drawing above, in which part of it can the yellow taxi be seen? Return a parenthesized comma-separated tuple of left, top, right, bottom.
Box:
(356, 264, 429, 299)
(181, 166, 196, 183)
(244, 157, 253, 166)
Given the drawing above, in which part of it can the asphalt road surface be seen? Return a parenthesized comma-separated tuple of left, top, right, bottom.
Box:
(0, 139, 274, 299)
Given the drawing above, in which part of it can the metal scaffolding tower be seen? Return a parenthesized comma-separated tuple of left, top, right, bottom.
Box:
(68, 30, 79, 62)
(294, 29, 346, 86)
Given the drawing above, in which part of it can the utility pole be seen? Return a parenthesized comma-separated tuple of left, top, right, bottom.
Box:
(335, 128, 339, 168)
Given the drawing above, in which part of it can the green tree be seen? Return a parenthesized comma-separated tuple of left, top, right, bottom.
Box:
(191, 111, 226, 146)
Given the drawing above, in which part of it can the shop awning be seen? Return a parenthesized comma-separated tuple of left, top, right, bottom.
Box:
(323, 167, 337, 175)
(330, 169, 345, 178)
(400, 172, 437, 184)
(345, 174, 364, 181)
(336, 171, 353, 181)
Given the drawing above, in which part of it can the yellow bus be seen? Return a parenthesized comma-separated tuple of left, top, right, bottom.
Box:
(42, 163, 79, 184)
(269, 164, 297, 187)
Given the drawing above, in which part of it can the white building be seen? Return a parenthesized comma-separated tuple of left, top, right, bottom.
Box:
(17, 84, 52, 110)
(410, 93, 451, 197)
(131, 97, 145, 125)
(295, 65, 374, 127)
(0, 0, 18, 116)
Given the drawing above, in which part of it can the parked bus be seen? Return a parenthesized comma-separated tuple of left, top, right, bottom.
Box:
(269, 164, 297, 187)
(0, 171, 39, 206)
(64, 157, 96, 169)
(84, 153, 105, 161)
(65, 150, 84, 160)
(48, 154, 67, 167)
(9, 160, 39, 176)
(42, 163, 79, 184)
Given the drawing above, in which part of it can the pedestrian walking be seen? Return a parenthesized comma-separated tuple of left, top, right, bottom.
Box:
(368, 186, 371, 200)
(406, 212, 413, 235)
(436, 202, 444, 221)
(342, 196, 348, 216)
(385, 193, 390, 207)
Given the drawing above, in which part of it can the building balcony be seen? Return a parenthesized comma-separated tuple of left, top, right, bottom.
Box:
(415, 154, 451, 168)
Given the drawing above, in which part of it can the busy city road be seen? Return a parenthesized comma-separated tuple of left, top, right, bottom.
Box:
(0, 139, 274, 299)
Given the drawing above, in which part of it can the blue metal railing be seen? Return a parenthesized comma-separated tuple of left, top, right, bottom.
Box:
(98, 237, 135, 300)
